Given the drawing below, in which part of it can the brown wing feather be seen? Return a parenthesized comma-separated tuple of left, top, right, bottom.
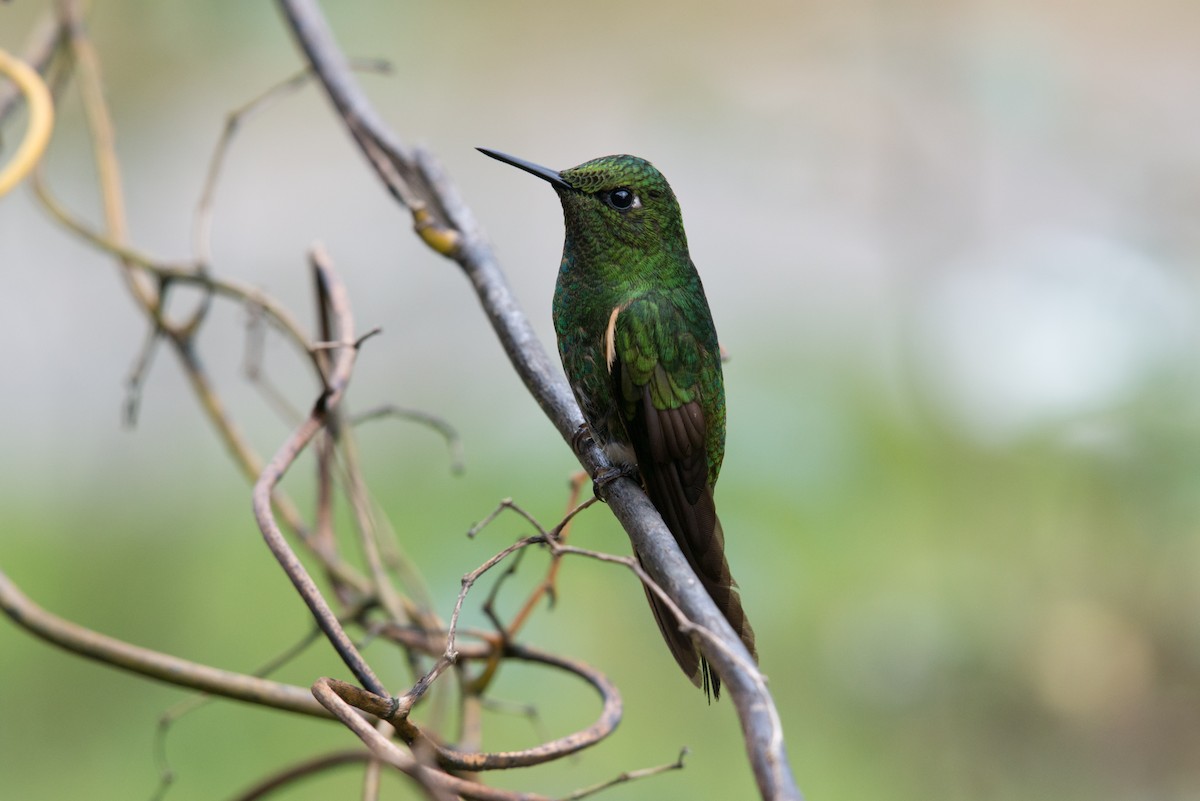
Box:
(630, 377, 757, 700)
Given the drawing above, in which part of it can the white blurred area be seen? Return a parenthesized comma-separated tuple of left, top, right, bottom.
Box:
(916, 231, 1196, 444)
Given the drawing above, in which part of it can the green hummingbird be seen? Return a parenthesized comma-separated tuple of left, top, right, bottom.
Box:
(478, 148, 757, 699)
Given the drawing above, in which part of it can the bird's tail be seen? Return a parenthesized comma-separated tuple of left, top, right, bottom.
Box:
(640, 477, 757, 700)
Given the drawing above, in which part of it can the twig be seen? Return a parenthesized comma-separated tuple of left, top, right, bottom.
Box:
(559, 747, 689, 801)
(29, 13, 380, 601)
(351, 403, 466, 475)
(123, 314, 165, 426)
(467, 498, 547, 540)
(321, 634, 623, 773)
(463, 497, 577, 699)
(361, 725, 386, 801)
(230, 750, 374, 801)
(0, 7, 64, 128)
(374, 531, 544, 732)
(0, 568, 329, 719)
(58, 0, 159, 314)
(499, 489, 597, 630)
(0, 46, 55, 196)
(312, 679, 554, 801)
(17, 595, 587, 792)
(446, 533, 543, 661)
(469, 499, 755, 702)
(468, 494, 595, 695)
(252, 244, 387, 697)
(153, 623, 330, 799)
(311, 277, 406, 625)
(242, 300, 308, 424)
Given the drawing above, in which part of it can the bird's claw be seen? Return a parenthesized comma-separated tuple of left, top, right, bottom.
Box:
(591, 464, 638, 501)
(570, 423, 595, 455)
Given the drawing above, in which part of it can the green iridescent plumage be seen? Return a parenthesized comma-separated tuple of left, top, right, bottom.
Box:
(479, 148, 757, 699)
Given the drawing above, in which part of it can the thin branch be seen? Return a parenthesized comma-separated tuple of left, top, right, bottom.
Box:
(153, 622, 330, 798)
(467, 498, 548, 540)
(251, 244, 388, 697)
(470, 493, 597, 696)
(467, 500, 756, 717)
(30, 172, 317, 349)
(322, 634, 623, 773)
(0, 568, 329, 719)
(0, 7, 64, 128)
(0, 45, 55, 196)
(312, 679, 554, 801)
(339, 422, 410, 622)
(58, 0, 159, 314)
(29, 54, 382, 598)
(351, 403, 466, 475)
(446, 532, 541, 661)
(230, 750, 374, 801)
(123, 313, 165, 426)
(361, 724, 386, 801)
(241, 300, 308, 424)
(42, 592, 590, 791)
(190, 55, 392, 272)
(559, 748, 689, 801)
(330, 515, 629, 773)
(370, 531, 543, 734)
(494, 488, 597, 631)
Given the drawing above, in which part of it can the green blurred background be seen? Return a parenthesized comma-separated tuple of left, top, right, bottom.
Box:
(3, 1, 1199, 798)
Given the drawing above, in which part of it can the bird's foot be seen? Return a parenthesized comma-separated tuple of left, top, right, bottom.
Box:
(570, 423, 595, 455)
(591, 463, 639, 501)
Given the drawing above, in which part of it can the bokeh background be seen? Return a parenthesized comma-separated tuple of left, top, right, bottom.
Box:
(3, 1, 1200, 799)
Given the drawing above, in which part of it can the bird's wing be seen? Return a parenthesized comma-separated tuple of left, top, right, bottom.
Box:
(608, 296, 756, 699)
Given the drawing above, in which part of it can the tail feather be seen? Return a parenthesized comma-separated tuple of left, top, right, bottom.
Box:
(640, 461, 757, 699)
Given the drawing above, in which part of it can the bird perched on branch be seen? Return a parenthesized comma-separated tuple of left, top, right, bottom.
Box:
(479, 148, 757, 699)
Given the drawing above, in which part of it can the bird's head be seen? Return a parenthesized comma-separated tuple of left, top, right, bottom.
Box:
(478, 148, 687, 257)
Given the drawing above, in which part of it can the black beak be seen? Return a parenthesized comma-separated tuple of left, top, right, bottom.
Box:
(477, 147, 571, 190)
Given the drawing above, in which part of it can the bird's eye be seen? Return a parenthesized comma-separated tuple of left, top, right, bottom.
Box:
(606, 188, 635, 210)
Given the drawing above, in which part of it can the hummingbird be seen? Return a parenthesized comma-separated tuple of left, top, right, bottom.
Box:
(478, 147, 757, 699)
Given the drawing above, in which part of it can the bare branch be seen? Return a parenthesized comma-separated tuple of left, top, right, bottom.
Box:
(29, 58, 385, 600)
(560, 747, 689, 801)
(58, 0, 159, 314)
(0, 7, 62, 128)
(152, 623, 330, 798)
(229, 750, 374, 801)
(312, 678, 555, 801)
(322, 634, 624, 773)
(0, 45, 55, 197)
(472, 490, 598, 667)
(351, 403, 466, 475)
(251, 244, 388, 697)
(123, 315, 165, 426)
(0, 568, 329, 719)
